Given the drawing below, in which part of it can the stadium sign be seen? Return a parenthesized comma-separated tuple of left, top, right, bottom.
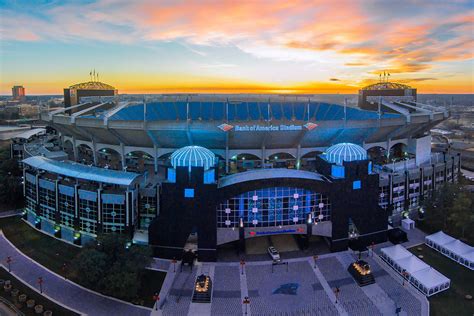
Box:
(218, 122, 317, 132)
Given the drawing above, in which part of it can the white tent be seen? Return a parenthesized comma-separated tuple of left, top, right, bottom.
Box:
(380, 244, 451, 296)
(425, 231, 474, 270)
(460, 252, 474, 270)
(425, 231, 456, 253)
(380, 245, 413, 273)
(397, 255, 430, 275)
(410, 267, 450, 297)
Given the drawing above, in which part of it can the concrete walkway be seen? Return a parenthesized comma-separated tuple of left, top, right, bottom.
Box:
(0, 231, 151, 316)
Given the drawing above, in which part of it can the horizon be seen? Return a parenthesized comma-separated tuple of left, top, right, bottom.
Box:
(1, 1, 473, 95)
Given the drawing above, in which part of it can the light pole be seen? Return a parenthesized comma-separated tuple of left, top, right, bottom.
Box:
(243, 296, 250, 315)
(38, 277, 43, 293)
(6, 256, 12, 272)
(313, 255, 318, 269)
(153, 293, 160, 311)
(334, 287, 340, 304)
(172, 258, 177, 273)
(240, 259, 245, 275)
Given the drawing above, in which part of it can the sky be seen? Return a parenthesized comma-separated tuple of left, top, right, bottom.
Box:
(0, 0, 473, 95)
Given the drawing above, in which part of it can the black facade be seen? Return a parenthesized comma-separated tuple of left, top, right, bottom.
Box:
(149, 157, 389, 262)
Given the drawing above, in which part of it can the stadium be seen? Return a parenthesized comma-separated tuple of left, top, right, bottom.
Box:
(20, 80, 460, 261)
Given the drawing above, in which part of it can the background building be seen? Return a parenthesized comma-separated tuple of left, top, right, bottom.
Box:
(12, 85, 26, 102)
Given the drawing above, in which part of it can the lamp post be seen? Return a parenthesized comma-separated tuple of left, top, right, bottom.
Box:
(313, 255, 318, 269)
(172, 258, 177, 273)
(6, 256, 12, 272)
(153, 293, 160, 311)
(240, 259, 245, 275)
(243, 296, 250, 315)
(38, 277, 43, 293)
(62, 262, 67, 280)
(334, 287, 340, 303)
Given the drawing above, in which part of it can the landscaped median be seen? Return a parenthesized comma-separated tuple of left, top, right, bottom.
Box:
(0, 215, 165, 308)
(0, 267, 79, 316)
(409, 244, 474, 316)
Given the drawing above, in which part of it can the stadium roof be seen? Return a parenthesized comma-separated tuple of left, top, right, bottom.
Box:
(362, 82, 413, 90)
(68, 81, 115, 90)
(23, 156, 140, 186)
(12, 128, 46, 140)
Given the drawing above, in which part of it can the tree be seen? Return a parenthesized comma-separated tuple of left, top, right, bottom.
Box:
(448, 192, 474, 239)
(0, 147, 23, 209)
(72, 234, 152, 301)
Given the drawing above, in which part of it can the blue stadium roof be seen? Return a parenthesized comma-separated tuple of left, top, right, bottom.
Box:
(108, 101, 399, 122)
(324, 143, 367, 165)
(171, 146, 216, 171)
(22, 156, 140, 186)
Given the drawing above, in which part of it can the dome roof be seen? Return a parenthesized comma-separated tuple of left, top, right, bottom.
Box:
(325, 143, 367, 164)
(361, 82, 412, 90)
(69, 81, 115, 90)
(171, 146, 216, 170)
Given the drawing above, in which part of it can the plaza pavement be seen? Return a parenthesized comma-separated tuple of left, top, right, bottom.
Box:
(155, 250, 429, 316)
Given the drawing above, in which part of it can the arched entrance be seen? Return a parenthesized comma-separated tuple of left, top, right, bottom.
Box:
(77, 144, 94, 165)
(125, 151, 154, 173)
(230, 153, 261, 173)
(389, 143, 408, 162)
(98, 148, 122, 170)
(268, 152, 296, 169)
(300, 151, 323, 171)
(367, 146, 387, 165)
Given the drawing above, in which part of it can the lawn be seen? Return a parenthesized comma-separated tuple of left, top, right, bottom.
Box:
(0, 267, 79, 316)
(408, 244, 474, 316)
(0, 216, 166, 308)
(0, 216, 80, 278)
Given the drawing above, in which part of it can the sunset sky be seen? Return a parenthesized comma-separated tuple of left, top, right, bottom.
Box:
(0, 0, 473, 95)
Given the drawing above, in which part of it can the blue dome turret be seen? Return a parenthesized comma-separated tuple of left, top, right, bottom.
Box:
(325, 143, 367, 165)
(171, 146, 216, 171)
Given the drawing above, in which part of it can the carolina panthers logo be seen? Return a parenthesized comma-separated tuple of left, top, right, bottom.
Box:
(272, 283, 299, 295)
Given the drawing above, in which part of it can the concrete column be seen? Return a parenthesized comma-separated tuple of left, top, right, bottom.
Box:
(261, 146, 266, 168)
(72, 136, 78, 161)
(225, 146, 229, 173)
(120, 143, 126, 170)
(154, 144, 158, 174)
(91, 139, 98, 166)
(296, 144, 301, 169)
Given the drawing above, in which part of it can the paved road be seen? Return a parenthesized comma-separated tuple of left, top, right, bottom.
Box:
(0, 231, 151, 316)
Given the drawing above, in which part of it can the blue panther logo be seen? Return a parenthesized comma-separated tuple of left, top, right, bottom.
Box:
(272, 283, 299, 295)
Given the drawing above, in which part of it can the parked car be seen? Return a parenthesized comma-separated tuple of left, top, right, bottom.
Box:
(268, 246, 281, 262)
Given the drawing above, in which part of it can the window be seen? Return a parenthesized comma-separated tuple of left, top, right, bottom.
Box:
(184, 188, 194, 198)
(217, 187, 330, 228)
(353, 180, 361, 190)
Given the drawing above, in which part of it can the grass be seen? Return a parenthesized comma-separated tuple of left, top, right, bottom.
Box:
(0, 216, 166, 308)
(138, 269, 167, 307)
(0, 216, 80, 278)
(0, 267, 79, 316)
(408, 244, 474, 316)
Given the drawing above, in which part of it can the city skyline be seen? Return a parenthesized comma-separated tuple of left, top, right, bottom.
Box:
(1, 0, 473, 95)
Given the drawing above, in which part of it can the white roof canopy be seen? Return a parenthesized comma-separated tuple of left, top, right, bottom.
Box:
(443, 240, 473, 257)
(411, 268, 450, 289)
(381, 244, 412, 261)
(397, 255, 430, 274)
(425, 231, 456, 246)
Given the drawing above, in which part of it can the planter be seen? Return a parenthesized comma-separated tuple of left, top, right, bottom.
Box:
(43, 311, 53, 316)
(11, 288, 19, 298)
(27, 299, 35, 308)
(35, 304, 44, 314)
(4, 283, 12, 293)
(19, 294, 27, 303)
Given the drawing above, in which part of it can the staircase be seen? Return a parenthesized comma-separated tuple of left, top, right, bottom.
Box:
(191, 274, 213, 303)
